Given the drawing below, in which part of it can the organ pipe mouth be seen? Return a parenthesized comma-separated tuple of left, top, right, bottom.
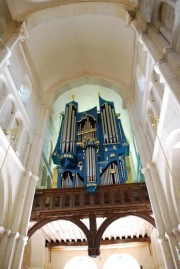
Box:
(110, 169, 116, 174)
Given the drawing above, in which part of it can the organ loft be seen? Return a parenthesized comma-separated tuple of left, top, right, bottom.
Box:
(52, 96, 129, 193)
(30, 96, 153, 257)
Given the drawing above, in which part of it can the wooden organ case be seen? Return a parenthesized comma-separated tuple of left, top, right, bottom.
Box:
(52, 97, 129, 193)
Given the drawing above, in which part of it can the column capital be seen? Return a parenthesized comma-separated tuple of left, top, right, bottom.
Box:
(165, 230, 176, 239)
(30, 174, 39, 183)
(18, 234, 28, 244)
(154, 58, 166, 75)
(125, 10, 136, 27)
(141, 167, 148, 175)
(157, 235, 167, 244)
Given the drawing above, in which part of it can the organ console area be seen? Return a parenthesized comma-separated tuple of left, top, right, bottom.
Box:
(52, 96, 129, 193)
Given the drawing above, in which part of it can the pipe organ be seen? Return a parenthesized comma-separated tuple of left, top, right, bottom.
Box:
(52, 97, 129, 193)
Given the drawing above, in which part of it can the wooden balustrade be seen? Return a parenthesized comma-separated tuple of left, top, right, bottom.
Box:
(31, 183, 152, 221)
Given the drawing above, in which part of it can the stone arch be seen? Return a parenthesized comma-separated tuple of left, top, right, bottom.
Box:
(43, 75, 129, 109)
(26, 2, 134, 31)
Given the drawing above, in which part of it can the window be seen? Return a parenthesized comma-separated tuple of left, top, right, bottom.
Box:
(64, 256, 97, 269)
(18, 74, 32, 104)
(103, 253, 140, 269)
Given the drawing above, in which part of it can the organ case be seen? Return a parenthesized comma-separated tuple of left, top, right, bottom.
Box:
(52, 97, 129, 193)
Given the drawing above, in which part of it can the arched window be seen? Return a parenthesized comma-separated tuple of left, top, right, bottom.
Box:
(18, 74, 32, 104)
(103, 253, 140, 269)
(136, 65, 145, 93)
(64, 256, 97, 269)
(0, 78, 7, 102)
(0, 99, 15, 130)
(18, 130, 30, 165)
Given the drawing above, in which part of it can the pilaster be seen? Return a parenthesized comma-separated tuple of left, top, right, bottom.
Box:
(157, 236, 175, 269)
(19, 173, 39, 235)
(28, 105, 51, 174)
(11, 234, 28, 269)
(165, 230, 180, 268)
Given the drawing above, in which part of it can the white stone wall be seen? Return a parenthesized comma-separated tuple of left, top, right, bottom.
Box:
(0, 23, 47, 269)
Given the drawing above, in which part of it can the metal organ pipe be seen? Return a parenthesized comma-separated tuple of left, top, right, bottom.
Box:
(72, 116, 76, 154)
(112, 108, 118, 142)
(70, 109, 74, 153)
(120, 160, 125, 181)
(92, 147, 96, 181)
(101, 162, 120, 185)
(105, 103, 113, 143)
(65, 104, 72, 152)
(62, 106, 68, 153)
(102, 109, 109, 143)
(109, 106, 116, 143)
(101, 104, 119, 144)
(86, 146, 96, 183)
(61, 104, 76, 153)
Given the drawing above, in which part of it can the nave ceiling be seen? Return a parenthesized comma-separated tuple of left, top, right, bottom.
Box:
(6, 0, 137, 100)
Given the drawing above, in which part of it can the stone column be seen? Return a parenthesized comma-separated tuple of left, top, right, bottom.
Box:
(142, 167, 175, 268)
(2, 173, 38, 269)
(12, 234, 28, 269)
(165, 231, 180, 269)
(28, 105, 51, 175)
(0, 229, 11, 268)
(158, 236, 175, 269)
(19, 174, 39, 235)
(142, 168, 165, 235)
(2, 231, 19, 269)
(147, 162, 173, 230)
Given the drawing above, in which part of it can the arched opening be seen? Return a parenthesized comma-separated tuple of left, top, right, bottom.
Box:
(18, 74, 32, 104)
(103, 253, 140, 269)
(64, 256, 97, 269)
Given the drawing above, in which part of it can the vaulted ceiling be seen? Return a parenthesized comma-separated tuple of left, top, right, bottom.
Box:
(7, 0, 137, 101)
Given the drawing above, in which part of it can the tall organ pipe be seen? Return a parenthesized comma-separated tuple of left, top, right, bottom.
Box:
(86, 147, 90, 182)
(105, 103, 113, 143)
(102, 109, 109, 143)
(112, 108, 118, 142)
(86, 146, 96, 183)
(65, 104, 72, 152)
(72, 115, 76, 153)
(70, 109, 75, 153)
(62, 106, 68, 153)
(101, 112, 106, 143)
(92, 147, 96, 181)
(109, 106, 117, 143)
